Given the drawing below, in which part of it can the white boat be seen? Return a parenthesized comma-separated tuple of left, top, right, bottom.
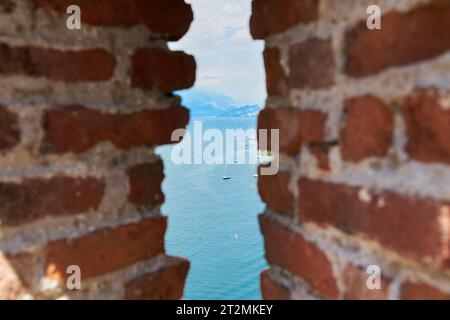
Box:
(223, 164, 231, 180)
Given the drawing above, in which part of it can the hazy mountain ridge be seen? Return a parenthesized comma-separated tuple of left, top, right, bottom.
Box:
(177, 89, 261, 118)
(218, 104, 261, 118)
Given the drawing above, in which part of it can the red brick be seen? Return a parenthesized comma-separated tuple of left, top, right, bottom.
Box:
(0, 107, 20, 151)
(0, 43, 115, 82)
(127, 161, 164, 207)
(33, 0, 193, 41)
(401, 281, 450, 300)
(0, 252, 38, 299)
(45, 217, 167, 282)
(259, 214, 339, 298)
(345, 3, 450, 77)
(260, 269, 292, 300)
(42, 105, 189, 154)
(125, 258, 189, 300)
(342, 264, 390, 300)
(258, 107, 327, 155)
(132, 48, 196, 92)
(340, 95, 394, 162)
(0, 0, 15, 13)
(289, 38, 335, 89)
(263, 47, 286, 96)
(309, 143, 333, 171)
(402, 89, 450, 165)
(258, 168, 294, 216)
(250, 0, 319, 39)
(0, 176, 104, 226)
(298, 178, 450, 268)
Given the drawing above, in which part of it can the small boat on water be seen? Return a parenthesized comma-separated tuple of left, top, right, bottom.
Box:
(222, 164, 231, 180)
(254, 174, 258, 178)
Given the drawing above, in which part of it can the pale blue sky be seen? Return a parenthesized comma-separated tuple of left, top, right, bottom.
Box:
(169, 0, 266, 106)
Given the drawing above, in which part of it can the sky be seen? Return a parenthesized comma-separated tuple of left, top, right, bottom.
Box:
(169, 0, 266, 106)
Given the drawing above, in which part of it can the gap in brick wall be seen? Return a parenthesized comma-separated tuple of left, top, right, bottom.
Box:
(156, 0, 268, 299)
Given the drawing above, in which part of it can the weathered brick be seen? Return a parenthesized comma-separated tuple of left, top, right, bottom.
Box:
(259, 214, 339, 298)
(342, 264, 390, 300)
(0, 0, 15, 13)
(0, 107, 20, 151)
(345, 3, 450, 77)
(340, 95, 394, 162)
(33, 0, 193, 40)
(45, 217, 167, 282)
(263, 47, 286, 96)
(0, 43, 115, 82)
(127, 161, 164, 207)
(42, 105, 189, 154)
(309, 143, 333, 171)
(258, 107, 326, 155)
(125, 258, 189, 300)
(402, 89, 450, 165)
(132, 48, 196, 92)
(0, 252, 38, 299)
(401, 281, 450, 300)
(0, 177, 104, 226)
(258, 168, 294, 216)
(0, 0, 195, 301)
(250, 0, 319, 39)
(289, 38, 335, 89)
(260, 269, 292, 300)
(298, 178, 450, 268)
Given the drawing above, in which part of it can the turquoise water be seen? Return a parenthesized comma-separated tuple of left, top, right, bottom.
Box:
(156, 118, 267, 300)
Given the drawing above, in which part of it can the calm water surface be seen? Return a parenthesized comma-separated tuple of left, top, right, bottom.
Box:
(156, 118, 267, 300)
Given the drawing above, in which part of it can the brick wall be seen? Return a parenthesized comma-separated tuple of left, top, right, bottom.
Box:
(4, 0, 450, 302)
(0, 0, 194, 299)
(252, 0, 450, 300)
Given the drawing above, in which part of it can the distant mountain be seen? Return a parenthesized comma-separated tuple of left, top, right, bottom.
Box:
(177, 89, 238, 118)
(176, 89, 260, 118)
(218, 104, 262, 118)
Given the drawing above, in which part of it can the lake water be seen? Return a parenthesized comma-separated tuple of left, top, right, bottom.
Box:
(156, 117, 267, 300)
